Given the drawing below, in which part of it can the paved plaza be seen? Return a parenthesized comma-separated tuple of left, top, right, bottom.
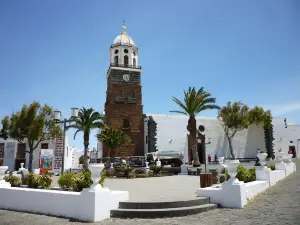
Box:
(1, 161, 300, 225)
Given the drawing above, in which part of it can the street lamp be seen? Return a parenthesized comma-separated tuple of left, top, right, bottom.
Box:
(53, 108, 79, 174)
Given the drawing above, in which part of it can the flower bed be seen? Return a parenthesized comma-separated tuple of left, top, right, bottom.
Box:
(102, 165, 164, 179)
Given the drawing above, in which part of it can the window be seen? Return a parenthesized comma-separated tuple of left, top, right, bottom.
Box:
(133, 58, 136, 67)
(133, 52, 136, 56)
(124, 55, 129, 66)
(123, 119, 130, 129)
(41, 143, 49, 149)
(114, 49, 119, 54)
(130, 90, 135, 98)
(117, 89, 123, 97)
(114, 56, 118, 65)
(124, 49, 128, 53)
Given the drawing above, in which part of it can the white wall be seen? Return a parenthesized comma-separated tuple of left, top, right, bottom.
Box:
(272, 117, 300, 158)
(0, 138, 56, 170)
(147, 114, 265, 159)
(0, 184, 129, 222)
(71, 149, 84, 169)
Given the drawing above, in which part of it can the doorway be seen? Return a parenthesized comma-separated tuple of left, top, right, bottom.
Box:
(288, 146, 296, 158)
(15, 143, 26, 171)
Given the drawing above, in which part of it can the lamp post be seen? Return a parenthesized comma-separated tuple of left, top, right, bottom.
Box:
(54, 108, 79, 174)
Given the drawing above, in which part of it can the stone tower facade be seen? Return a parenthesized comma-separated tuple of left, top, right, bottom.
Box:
(103, 25, 144, 157)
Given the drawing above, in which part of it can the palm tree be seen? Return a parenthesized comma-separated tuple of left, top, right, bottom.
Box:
(170, 87, 220, 167)
(69, 107, 104, 171)
(97, 125, 130, 159)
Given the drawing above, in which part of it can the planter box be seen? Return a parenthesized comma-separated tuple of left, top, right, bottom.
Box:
(286, 162, 296, 176)
(0, 183, 128, 222)
(196, 180, 268, 208)
(269, 170, 285, 186)
(196, 163, 296, 208)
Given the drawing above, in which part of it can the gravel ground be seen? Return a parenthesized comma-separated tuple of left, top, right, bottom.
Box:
(1, 161, 300, 225)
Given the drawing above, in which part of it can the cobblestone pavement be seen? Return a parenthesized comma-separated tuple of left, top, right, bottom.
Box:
(1, 161, 300, 225)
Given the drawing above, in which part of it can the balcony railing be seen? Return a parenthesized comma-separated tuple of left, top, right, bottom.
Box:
(128, 97, 137, 104)
(115, 97, 125, 103)
(110, 43, 138, 50)
(110, 63, 142, 69)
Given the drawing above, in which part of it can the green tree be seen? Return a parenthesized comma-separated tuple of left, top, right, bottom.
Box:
(170, 87, 220, 167)
(218, 101, 250, 159)
(97, 125, 131, 159)
(218, 102, 272, 159)
(248, 106, 272, 129)
(69, 107, 103, 171)
(0, 101, 61, 171)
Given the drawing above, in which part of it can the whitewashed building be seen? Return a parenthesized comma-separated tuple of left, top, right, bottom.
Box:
(0, 136, 74, 172)
(142, 115, 299, 160)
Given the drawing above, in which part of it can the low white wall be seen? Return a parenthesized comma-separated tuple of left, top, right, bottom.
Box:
(245, 181, 269, 200)
(286, 162, 296, 176)
(269, 170, 285, 186)
(0, 185, 129, 222)
(196, 162, 296, 208)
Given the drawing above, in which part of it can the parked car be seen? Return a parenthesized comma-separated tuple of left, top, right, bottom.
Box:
(128, 156, 146, 167)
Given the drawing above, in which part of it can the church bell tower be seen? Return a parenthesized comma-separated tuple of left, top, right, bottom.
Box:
(103, 25, 144, 157)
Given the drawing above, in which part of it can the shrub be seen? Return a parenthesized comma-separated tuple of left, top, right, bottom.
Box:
(115, 165, 135, 178)
(235, 165, 256, 183)
(267, 164, 275, 171)
(38, 174, 52, 189)
(134, 168, 145, 175)
(149, 165, 163, 176)
(103, 167, 116, 177)
(221, 168, 231, 180)
(57, 172, 75, 190)
(147, 170, 154, 177)
(25, 173, 40, 188)
(4, 175, 21, 187)
(72, 170, 93, 192)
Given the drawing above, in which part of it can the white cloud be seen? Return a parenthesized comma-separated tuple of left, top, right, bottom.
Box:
(264, 102, 300, 116)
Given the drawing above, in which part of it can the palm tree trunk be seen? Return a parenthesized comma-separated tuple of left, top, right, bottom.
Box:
(83, 133, 89, 171)
(188, 116, 200, 167)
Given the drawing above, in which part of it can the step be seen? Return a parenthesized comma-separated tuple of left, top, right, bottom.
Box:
(119, 197, 209, 209)
(111, 203, 217, 218)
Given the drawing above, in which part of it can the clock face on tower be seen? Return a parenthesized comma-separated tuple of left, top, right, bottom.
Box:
(123, 74, 130, 82)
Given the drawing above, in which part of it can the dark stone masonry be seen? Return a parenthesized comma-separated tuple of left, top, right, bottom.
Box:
(0, 160, 300, 225)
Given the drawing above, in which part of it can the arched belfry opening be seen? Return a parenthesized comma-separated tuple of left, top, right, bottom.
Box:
(114, 56, 118, 65)
(124, 55, 129, 67)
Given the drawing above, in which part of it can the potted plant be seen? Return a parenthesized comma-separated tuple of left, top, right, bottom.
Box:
(257, 150, 268, 167)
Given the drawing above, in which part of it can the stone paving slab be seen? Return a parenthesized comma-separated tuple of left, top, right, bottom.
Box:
(1, 160, 300, 224)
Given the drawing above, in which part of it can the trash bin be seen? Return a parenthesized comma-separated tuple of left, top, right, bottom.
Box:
(200, 173, 213, 188)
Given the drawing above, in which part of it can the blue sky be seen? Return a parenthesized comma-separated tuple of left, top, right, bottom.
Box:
(0, 0, 299, 149)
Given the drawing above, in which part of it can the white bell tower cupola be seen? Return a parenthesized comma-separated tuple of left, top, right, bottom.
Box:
(110, 25, 139, 68)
